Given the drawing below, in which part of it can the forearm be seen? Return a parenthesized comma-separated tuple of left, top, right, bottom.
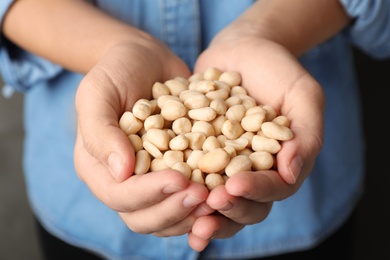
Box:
(219, 0, 351, 57)
(2, 0, 157, 74)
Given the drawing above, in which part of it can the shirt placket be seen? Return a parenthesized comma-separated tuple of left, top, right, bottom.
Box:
(161, 0, 200, 70)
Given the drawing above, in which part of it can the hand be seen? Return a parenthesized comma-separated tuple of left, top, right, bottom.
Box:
(73, 37, 213, 236)
(188, 25, 324, 251)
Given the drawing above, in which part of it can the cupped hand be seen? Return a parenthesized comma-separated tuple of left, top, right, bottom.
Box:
(188, 28, 324, 251)
(74, 36, 213, 236)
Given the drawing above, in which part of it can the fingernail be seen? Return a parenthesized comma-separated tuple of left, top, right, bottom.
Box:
(108, 152, 123, 181)
(162, 184, 185, 194)
(183, 195, 203, 208)
(193, 203, 215, 217)
(289, 155, 303, 184)
(219, 201, 233, 211)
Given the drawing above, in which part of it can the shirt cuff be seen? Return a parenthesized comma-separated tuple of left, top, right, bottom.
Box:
(339, 0, 390, 59)
(0, 0, 14, 44)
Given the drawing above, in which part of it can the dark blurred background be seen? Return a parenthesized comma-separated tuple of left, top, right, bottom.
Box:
(0, 47, 389, 259)
(352, 47, 390, 259)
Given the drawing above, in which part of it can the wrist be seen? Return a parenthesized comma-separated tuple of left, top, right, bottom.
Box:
(211, 0, 350, 57)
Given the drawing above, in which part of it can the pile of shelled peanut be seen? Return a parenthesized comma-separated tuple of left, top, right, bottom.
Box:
(119, 67, 293, 190)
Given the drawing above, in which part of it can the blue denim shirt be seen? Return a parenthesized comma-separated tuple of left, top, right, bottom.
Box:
(1, 1, 390, 259)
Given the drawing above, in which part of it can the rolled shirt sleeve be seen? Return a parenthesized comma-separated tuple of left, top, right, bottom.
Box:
(340, 0, 390, 59)
(0, 0, 13, 32)
(0, 0, 62, 93)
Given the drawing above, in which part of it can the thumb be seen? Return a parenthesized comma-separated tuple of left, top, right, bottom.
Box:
(75, 78, 136, 182)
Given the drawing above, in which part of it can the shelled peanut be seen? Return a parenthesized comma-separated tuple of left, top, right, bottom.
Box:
(119, 67, 294, 190)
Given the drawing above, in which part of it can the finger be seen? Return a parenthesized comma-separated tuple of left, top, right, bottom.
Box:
(151, 215, 195, 237)
(187, 232, 211, 252)
(188, 214, 244, 251)
(207, 185, 273, 225)
(74, 141, 192, 211)
(224, 170, 297, 202)
(192, 202, 215, 217)
(119, 182, 209, 234)
(276, 125, 320, 185)
(148, 202, 214, 237)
